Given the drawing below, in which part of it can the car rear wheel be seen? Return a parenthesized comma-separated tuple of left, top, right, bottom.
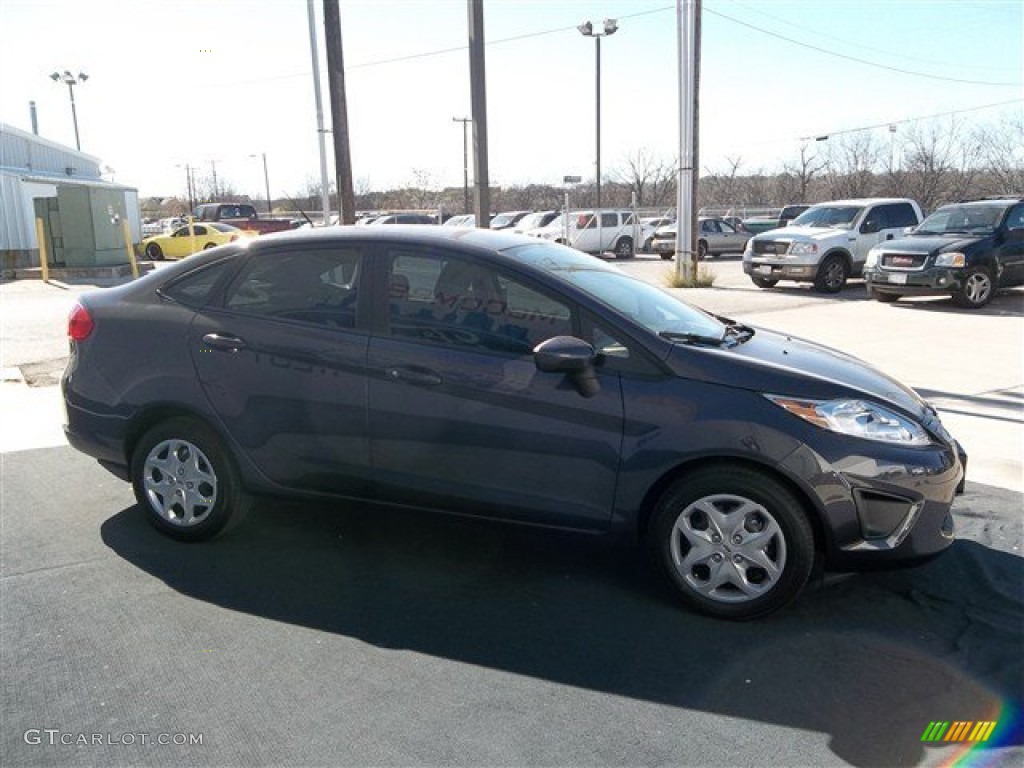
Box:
(814, 254, 848, 293)
(868, 288, 900, 303)
(613, 237, 634, 259)
(131, 417, 250, 542)
(647, 466, 815, 620)
(145, 243, 163, 261)
(203, 242, 217, 250)
(660, 253, 673, 261)
(751, 276, 778, 289)
(953, 266, 993, 309)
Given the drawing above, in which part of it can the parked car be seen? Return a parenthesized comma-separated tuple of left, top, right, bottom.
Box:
(651, 217, 752, 260)
(140, 222, 256, 261)
(369, 213, 438, 225)
(64, 226, 964, 620)
(513, 210, 559, 234)
(490, 210, 532, 230)
(864, 197, 1024, 308)
(192, 202, 298, 235)
(742, 198, 923, 293)
(742, 205, 812, 234)
(640, 216, 675, 252)
(535, 209, 652, 258)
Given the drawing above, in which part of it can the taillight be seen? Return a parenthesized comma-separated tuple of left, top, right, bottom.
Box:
(68, 303, 94, 341)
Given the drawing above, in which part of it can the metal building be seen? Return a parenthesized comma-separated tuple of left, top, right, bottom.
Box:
(0, 121, 139, 274)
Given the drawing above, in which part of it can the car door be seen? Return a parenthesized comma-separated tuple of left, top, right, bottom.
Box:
(189, 242, 373, 495)
(997, 203, 1024, 286)
(365, 244, 625, 529)
(717, 219, 747, 253)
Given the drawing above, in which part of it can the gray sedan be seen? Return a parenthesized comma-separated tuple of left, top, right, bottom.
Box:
(652, 217, 753, 260)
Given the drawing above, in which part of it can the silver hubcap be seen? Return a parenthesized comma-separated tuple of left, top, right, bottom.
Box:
(669, 494, 787, 603)
(142, 439, 218, 526)
(963, 272, 991, 305)
(825, 261, 844, 288)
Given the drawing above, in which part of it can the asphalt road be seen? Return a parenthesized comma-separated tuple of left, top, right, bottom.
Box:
(1, 256, 1022, 767)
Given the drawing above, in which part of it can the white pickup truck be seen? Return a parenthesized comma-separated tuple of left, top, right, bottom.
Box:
(741, 198, 923, 293)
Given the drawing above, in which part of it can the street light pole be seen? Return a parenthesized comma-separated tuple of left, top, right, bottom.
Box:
(50, 70, 88, 151)
(452, 117, 471, 213)
(578, 19, 618, 209)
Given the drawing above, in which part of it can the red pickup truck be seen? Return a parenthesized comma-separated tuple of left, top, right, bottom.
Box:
(193, 203, 300, 235)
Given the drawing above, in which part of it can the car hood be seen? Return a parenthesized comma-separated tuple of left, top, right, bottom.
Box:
(756, 225, 846, 242)
(665, 326, 928, 420)
(874, 234, 983, 254)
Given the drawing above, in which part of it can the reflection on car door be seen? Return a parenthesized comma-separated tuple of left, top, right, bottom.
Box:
(366, 246, 625, 529)
(1000, 203, 1024, 286)
(189, 244, 372, 495)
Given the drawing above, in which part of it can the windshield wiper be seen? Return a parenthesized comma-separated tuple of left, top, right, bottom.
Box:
(659, 330, 726, 346)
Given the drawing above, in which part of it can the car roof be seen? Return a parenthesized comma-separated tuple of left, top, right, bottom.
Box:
(810, 198, 915, 206)
(250, 223, 534, 253)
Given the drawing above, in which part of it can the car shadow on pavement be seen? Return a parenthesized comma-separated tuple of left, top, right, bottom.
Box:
(100, 485, 1024, 768)
(883, 290, 1024, 317)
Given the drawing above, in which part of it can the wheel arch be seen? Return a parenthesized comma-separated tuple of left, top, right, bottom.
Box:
(820, 247, 853, 270)
(634, 455, 829, 557)
(123, 403, 228, 469)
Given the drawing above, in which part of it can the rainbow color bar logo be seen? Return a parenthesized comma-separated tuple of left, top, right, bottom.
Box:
(921, 721, 998, 743)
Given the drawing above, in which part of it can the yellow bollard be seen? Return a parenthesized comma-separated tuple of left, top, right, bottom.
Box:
(122, 219, 140, 279)
(34, 217, 50, 283)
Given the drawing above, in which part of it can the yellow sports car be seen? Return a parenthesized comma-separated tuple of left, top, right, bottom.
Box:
(140, 222, 256, 261)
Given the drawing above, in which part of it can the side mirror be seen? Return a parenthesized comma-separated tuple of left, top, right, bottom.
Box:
(534, 336, 600, 398)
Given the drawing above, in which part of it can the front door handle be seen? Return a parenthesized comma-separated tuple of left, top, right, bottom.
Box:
(202, 333, 247, 352)
(386, 366, 442, 386)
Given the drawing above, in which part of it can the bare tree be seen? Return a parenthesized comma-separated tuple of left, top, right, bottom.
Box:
(973, 114, 1024, 196)
(778, 143, 826, 202)
(610, 148, 677, 208)
(899, 119, 979, 211)
(822, 132, 883, 199)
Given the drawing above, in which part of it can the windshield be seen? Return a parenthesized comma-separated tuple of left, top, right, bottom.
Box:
(915, 204, 1006, 236)
(505, 243, 727, 341)
(790, 205, 863, 229)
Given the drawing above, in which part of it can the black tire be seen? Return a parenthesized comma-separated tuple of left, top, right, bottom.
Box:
(145, 243, 164, 261)
(647, 466, 815, 620)
(697, 240, 708, 260)
(868, 288, 900, 303)
(814, 254, 849, 293)
(131, 417, 251, 542)
(613, 237, 634, 259)
(751, 276, 778, 289)
(203, 242, 217, 250)
(952, 266, 994, 309)
(660, 253, 673, 261)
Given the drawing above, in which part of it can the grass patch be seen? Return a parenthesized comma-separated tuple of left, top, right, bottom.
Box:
(664, 265, 716, 288)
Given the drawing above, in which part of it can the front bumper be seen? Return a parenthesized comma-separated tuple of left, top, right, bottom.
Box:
(743, 258, 820, 281)
(864, 266, 962, 295)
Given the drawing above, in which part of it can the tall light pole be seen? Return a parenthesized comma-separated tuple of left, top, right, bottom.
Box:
(578, 19, 617, 209)
(250, 153, 273, 213)
(50, 70, 88, 150)
(452, 117, 471, 213)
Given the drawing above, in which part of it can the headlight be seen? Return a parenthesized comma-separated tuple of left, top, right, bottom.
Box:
(788, 241, 818, 255)
(935, 252, 966, 267)
(865, 247, 881, 268)
(766, 396, 931, 446)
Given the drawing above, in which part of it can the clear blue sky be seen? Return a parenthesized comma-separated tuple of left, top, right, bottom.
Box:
(1, 0, 1021, 201)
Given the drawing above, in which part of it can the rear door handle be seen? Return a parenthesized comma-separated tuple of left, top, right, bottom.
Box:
(202, 333, 247, 352)
(386, 366, 442, 386)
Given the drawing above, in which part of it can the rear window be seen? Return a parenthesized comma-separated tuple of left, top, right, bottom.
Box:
(161, 258, 236, 307)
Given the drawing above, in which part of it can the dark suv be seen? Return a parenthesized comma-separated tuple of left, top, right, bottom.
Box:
(863, 197, 1024, 308)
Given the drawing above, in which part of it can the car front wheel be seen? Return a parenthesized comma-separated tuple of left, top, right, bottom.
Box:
(613, 237, 634, 259)
(751, 276, 778, 289)
(647, 466, 815, 620)
(131, 417, 250, 541)
(145, 243, 163, 261)
(814, 254, 849, 293)
(953, 266, 994, 308)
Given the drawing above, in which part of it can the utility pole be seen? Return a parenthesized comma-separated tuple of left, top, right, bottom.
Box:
(468, 0, 490, 228)
(307, 0, 332, 224)
(452, 117, 471, 214)
(324, 0, 356, 224)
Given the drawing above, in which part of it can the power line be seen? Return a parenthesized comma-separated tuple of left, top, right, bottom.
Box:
(704, 5, 1021, 86)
